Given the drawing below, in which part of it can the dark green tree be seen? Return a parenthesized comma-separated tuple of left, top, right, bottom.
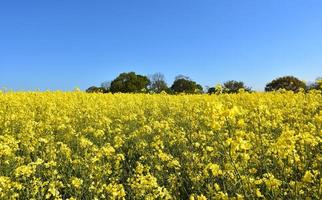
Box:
(265, 76, 306, 92)
(170, 76, 203, 94)
(207, 87, 216, 94)
(110, 72, 150, 93)
(222, 80, 251, 93)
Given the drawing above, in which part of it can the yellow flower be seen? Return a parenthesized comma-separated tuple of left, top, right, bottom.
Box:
(204, 163, 222, 177)
(197, 194, 207, 200)
(256, 188, 263, 198)
(15, 165, 35, 178)
(0, 91, 321, 198)
(302, 171, 314, 183)
(71, 177, 83, 189)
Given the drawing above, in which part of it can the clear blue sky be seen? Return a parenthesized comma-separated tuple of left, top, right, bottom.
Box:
(0, 0, 321, 91)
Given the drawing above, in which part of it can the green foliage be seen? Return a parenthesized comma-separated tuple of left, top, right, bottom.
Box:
(110, 72, 150, 93)
(86, 72, 320, 94)
(208, 81, 250, 94)
(207, 87, 216, 94)
(222, 80, 251, 93)
(265, 76, 306, 92)
(170, 76, 203, 94)
(85, 86, 107, 93)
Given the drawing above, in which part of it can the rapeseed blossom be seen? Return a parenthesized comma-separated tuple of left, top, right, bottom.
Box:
(0, 90, 321, 199)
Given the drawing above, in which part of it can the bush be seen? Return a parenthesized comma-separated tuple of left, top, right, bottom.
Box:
(85, 86, 107, 93)
(265, 76, 306, 92)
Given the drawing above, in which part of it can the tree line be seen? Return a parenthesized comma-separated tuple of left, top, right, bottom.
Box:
(86, 72, 322, 94)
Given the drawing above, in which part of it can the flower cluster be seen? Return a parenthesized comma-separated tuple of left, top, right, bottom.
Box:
(0, 90, 321, 199)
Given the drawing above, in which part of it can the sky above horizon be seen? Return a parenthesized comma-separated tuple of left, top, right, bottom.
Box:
(0, 0, 322, 91)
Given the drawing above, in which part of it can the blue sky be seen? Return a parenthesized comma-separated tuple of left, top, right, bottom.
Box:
(0, 0, 321, 91)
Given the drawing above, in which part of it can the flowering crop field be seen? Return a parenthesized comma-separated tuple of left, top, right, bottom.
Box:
(0, 91, 321, 199)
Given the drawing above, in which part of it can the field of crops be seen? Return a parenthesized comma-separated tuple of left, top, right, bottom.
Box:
(0, 91, 321, 199)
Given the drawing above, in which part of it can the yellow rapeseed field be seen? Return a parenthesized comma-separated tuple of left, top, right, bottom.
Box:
(0, 91, 321, 199)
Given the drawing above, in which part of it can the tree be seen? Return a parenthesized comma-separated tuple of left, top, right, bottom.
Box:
(265, 76, 306, 92)
(171, 76, 203, 94)
(207, 87, 216, 94)
(148, 73, 169, 93)
(222, 80, 251, 93)
(110, 72, 150, 93)
(86, 86, 107, 93)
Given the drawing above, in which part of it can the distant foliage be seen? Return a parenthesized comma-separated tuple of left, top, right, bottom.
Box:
(265, 76, 306, 92)
(222, 80, 251, 93)
(110, 72, 150, 93)
(171, 76, 203, 94)
(86, 72, 321, 94)
(148, 73, 169, 93)
(207, 87, 217, 94)
(208, 81, 250, 94)
(86, 86, 107, 93)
